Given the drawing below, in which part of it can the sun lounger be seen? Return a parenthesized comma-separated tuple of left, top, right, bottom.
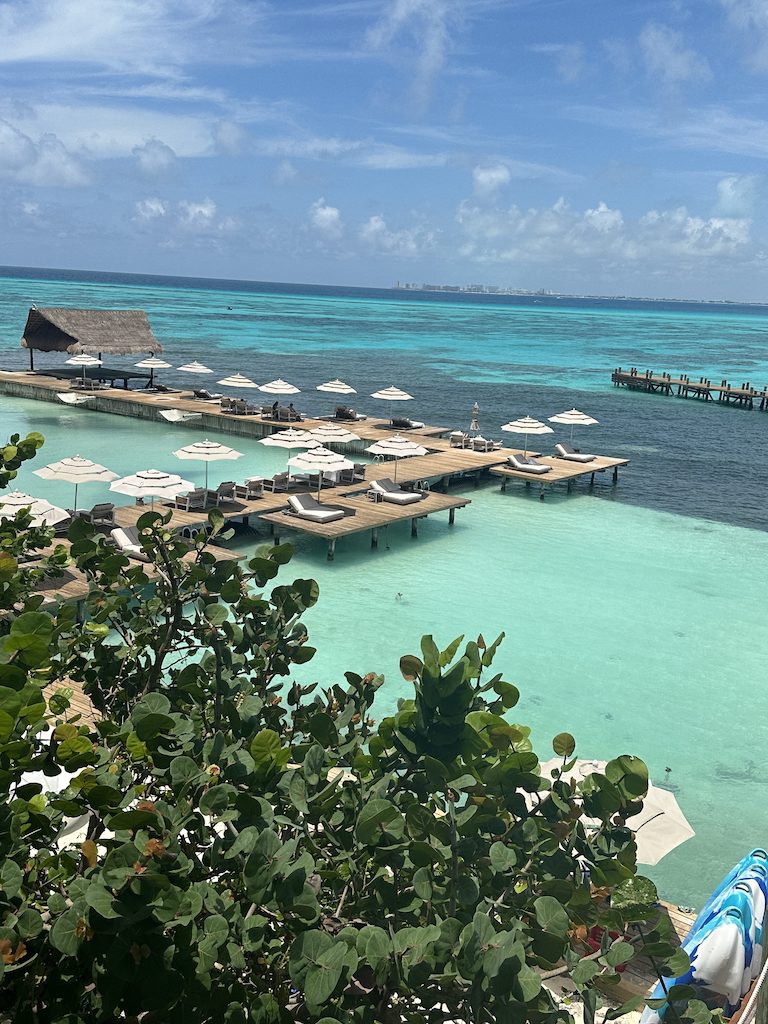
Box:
(369, 478, 425, 504)
(220, 397, 236, 413)
(76, 502, 115, 526)
(264, 473, 290, 493)
(234, 477, 264, 499)
(555, 442, 595, 463)
(174, 488, 207, 511)
(450, 431, 471, 448)
(193, 389, 223, 401)
(391, 416, 426, 430)
(150, 382, 180, 394)
(334, 405, 367, 422)
(471, 436, 500, 452)
(507, 454, 551, 474)
(207, 482, 237, 507)
(287, 493, 346, 523)
(110, 526, 149, 562)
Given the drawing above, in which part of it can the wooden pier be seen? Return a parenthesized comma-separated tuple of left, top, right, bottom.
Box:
(612, 367, 768, 410)
(491, 454, 629, 499)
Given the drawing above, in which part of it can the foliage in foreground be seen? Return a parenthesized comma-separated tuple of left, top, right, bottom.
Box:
(0, 431, 711, 1024)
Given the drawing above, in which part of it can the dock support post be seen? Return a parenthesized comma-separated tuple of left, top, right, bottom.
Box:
(273, 534, 280, 546)
(269, 522, 275, 535)
(567, 480, 572, 493)
(449, 507, 455, 525)
(500, 478, 507, 492)
(590, 473, 595, 486)
(371, 528, 378, 549)
(29, 348, 34, 371)
(411, 517, 418, 537)
(539, 486, 545, 501)
(327, 538, 336, 561)
(612, 465, 619, 484)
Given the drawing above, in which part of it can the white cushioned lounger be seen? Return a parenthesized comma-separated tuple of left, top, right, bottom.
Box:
(110, 527, 150, 561)
(555, 442, 595, 463)
(507, 454, 551, 475)
(371, 479, 423, 504)
(287, 494, 345, 523)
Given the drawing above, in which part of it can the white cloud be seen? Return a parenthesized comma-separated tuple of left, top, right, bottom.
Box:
(274, 160, 298, 184)
(359, 213, 435, 256)
(366, 0, 461, 112)
(134, 197, 168, 221)
(133, 138, 176, 175)
(178, 198, 218, 229)
(309, 197, 344, 238)
(257, 133, 447, 169)
(211, 120, 247, 155)
(0, 119, 88, 186)
(715, 174, 760, 217)
(720, 0, 768, 71)
(473, 163, 511, 198)
(639, 22, 710, 84)
(529, 42, 585, 82)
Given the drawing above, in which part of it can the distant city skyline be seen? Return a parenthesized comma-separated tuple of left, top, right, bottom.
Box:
(2, 1, 768, 301)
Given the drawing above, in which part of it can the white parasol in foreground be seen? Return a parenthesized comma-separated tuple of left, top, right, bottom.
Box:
(548, 408, 599, 442)
(110, 469, 194, 509)
(135, 356, 171, 386)
(287, 447, 354, 499)
(34, 455, 118, 511)
(259, 379, 300, 395)
(308, 424, 360, 446)
(365, 434, 427, 482)
(0, 491, 70, 527)
(217, 373, 259, 389)
(538, 758, 695, 866)
(173, 439, 243, 489)
(317, 379, 356, 395)
(501, 416, 553, 456)
(66, 354, 101, 381)
(178, 361, 214, 374)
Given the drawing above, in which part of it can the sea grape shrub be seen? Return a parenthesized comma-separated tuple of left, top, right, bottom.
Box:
(0, 431, 709, 1024)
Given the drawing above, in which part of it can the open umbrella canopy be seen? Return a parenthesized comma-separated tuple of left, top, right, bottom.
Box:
(0, 491, 70, 527)
(178, 361, 213, 374)
(548, 408, 600, 442)
(370, 386, 413, 402)
(259, 429, 319, 450)
(308, 424, 360, 446)
(317, 379, 356, 395)
(365, 434, 427, 481)
(34, 455, 118, 511)
(135, 357, 171, 370)
(287, 446, 354, 498)
(66, 354, 102, 367)
(501, 416, 553, 455)
(538, 758, 695, 866)
(110, 469, 194, 507)
(217, 373, 259, 388)
(259, 379, 300, 395)
(173, 439, 243, 489)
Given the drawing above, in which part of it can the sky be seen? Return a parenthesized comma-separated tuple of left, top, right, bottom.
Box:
(2, 0, 768, 299)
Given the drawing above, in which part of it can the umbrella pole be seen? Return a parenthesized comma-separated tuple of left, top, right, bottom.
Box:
(73, 483, 78, 512)
(205, 463, 209, 491)
(317, 473, 323, 501)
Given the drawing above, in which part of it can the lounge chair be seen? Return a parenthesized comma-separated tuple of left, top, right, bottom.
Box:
(555, 442, 595, 463)
(150, 382, 180, 395)
(174, 488, 207, 511)
(334, 405, 367, 422)
(471, 436, 501, 452)
(286, 493, 346, 523)
(110, 526, 149, 562)
(83, 502, 115, 527)
(234, 477, 264, 500)
(263, 473, 290, 493)
(507, 454, 551, 475)
(391, 416, 425, 430)
(221, 397, 236, 413)
(450, 431, 471, 448)
(193, 389, 223, 401)
(207, 482, 237, 507)
(277, 406, 302, 422)
(369, 478, 425, 505)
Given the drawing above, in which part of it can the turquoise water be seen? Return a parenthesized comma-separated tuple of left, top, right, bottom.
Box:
(1, 268, 767, 906)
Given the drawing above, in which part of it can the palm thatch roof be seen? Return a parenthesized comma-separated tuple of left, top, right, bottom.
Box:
(21, 308, 162, 355)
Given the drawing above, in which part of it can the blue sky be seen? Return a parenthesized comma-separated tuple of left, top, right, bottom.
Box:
(1, 0, 768, 299)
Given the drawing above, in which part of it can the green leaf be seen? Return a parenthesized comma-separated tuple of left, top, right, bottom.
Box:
(303, 744, 325, 786)
(50, 907, 85, 956)
(664, 947, 692, 977)
(612, 875, 659, 915)
(552, 732, 576, 758)
(309, 713, 338, 747)
(489, 842, 517, 872)
(0, 860, 23, 898)
(355, 799, 405, 845)
(85, 884, 121, 920)
(250, 729, 281, 764)
(604, 940, 635, 967)
(534, 895, 570, 937)
(305, 943, 348, 1006)
(15, 908, 43, 938)
(400, 654, 423, 681)
(603, 995, 646, 1020)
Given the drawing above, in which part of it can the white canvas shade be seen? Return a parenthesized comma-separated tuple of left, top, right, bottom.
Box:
(548, 408, 599, 442)
(370, 386, 413, 401)
(159, 410, 202, 423)
(308, 424, 360, 446)
(259, 428, 319, 450)
(501, 416, 553, 456)
(217, 373, 259, 389)
(317, 379, 356, 395)
(287, 446, 354, 498)
(34, 455, 118, 511)
(135, 356, 172, 386)
(538, 758, 695, 866)
(178, 361, 214, 374)
(66, 353, 102, 380)
(110, 469, 194, 509)
(365, 434, 427, 482)
(259, 379, 300, 395)
(0, 491, 70, 527)
(173, 439, 243, 489)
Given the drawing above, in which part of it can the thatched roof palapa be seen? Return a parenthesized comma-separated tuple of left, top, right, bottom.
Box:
(21, 308, 163, 356)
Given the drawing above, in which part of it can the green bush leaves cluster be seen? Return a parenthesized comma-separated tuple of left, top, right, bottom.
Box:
(0, 432, 710, 1024)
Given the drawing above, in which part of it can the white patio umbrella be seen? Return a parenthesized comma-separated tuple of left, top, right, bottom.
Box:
(178, 361, 214, 374)
(135, 356, 172, 387)
(0, 491, 70, 527)
(217, 373, 259, 389)
(173, 439, 243, 490)
(371, 385, 413, 421)
(317, 380, 356, 395)
(501, 416, 553, 456)
(66, 354, 101, 381)
(470, 402, 480, 436)
(260, 429, 320, 478)
(548, 408, 599, 443)
(259, 379, 300, 395)
(34, 455, 118, 511)
(365, 434, 428, 482)
(538, 758, 695, 866)
(308, 424, 361, 446)
(110, 469, 194, 510)
(287, 447, 354, 499)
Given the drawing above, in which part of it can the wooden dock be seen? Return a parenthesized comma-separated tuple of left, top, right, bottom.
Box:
(491, 454, 629, 498)
(612, 367, 768, 410)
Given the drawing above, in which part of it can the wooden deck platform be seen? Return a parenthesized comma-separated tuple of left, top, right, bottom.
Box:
(259, 491, 471, 559)
(491, 454, 629, 498)
(612, 367, 768, 410)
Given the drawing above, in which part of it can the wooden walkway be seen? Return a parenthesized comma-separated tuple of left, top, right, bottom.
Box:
(491, 454, 629, 498)
(612, 367, 768, 410)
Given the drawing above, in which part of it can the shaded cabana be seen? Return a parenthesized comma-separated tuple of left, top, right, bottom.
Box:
(21, 308, 162, 370)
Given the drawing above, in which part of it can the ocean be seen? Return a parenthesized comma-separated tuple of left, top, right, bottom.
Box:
(1, 265, 767, 906)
